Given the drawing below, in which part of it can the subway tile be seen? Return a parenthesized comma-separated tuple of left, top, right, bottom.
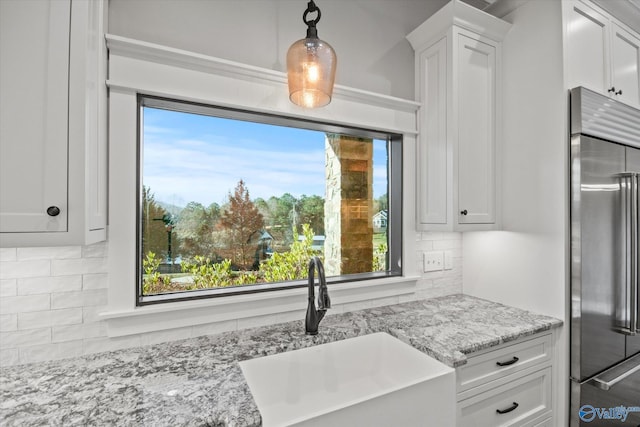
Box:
(0, 314, 17, 332)
(51, 258, 107, 276)
(416, 240, 434, 251)
(82, 273, 108, 290)
(52, 322, 107, 343)
(0, 348, 19, 367)
(51, 289, 107, 309)
(442, 232, 462, 240)
(433, 239, 462, 250)
(0, 260, 50, 280)
(421, 232, 443, 241)
(18, 308, 83, 329)
(82, 242, 108, 258)
(51, 291, 84, 309)
(0, 294, 50, 314)
(17, 246, 81, 261)
(0, 279, 17, 297)
(82, 306, 104, 323)
(1, 327, 51, 348)
(19, 340, 83, 364)
(18, 275, 82, 295)
(0, 248, 17, 262)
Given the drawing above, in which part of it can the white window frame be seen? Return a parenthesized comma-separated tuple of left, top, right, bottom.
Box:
(102, 35, 421, 337)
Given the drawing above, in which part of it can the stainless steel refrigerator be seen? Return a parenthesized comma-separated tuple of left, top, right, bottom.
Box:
(570, 87, 640, 426)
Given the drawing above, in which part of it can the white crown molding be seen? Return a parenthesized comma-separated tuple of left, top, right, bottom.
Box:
(407, 0, 511, 51)
(105, 34, 420, 114)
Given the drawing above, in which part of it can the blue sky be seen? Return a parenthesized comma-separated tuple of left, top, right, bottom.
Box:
(143, 107, 388, 207)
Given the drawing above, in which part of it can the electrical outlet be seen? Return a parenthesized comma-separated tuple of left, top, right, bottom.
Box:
(444, 250, 453, 270)
(423, 251, 444, 272)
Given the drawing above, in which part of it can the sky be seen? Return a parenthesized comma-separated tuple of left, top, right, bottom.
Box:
(142, 107, 388, 208)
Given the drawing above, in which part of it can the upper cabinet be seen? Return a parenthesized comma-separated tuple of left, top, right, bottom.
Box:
(566, 0, 640, 108)
(407, 0, 511, 231)
(0, 0, 107, 247)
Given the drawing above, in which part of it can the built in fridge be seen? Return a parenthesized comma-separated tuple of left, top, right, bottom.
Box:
(570, 87, 640, 426)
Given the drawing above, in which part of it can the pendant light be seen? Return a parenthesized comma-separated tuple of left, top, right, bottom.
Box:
(286, 0, 337, 108)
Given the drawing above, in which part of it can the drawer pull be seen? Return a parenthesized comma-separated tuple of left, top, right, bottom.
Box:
(496, 356, 519, 367)
(496, 402, 519, 414)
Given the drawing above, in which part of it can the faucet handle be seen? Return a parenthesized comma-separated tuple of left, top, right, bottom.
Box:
(318, 290, 331, 310)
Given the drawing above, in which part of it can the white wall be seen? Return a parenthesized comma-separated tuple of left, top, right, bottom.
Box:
(462, 0, 568, 424)
(107, 0, 449, 100)
(463, 0, 566, 321)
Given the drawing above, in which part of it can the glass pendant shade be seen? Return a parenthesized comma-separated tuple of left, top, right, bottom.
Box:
(287, 37, 337, 108)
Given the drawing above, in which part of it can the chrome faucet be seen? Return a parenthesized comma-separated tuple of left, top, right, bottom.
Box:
(305, 256, 331, 335)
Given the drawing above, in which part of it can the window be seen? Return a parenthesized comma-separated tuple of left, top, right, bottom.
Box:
(138, 96, 402, 305)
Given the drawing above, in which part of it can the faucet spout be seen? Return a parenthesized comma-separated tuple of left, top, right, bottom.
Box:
(305, 256, 331, 335)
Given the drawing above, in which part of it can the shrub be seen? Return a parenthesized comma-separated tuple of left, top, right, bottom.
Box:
(260, 224, 319, 282)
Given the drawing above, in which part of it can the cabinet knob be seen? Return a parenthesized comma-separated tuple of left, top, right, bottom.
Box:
(616, 89, 623, 96)
(460, 209, 468, 216)
(608, 86, 616, 93)
(46, 206, 61, 217)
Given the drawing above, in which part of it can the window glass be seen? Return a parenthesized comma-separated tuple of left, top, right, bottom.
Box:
(139, 97, 401, 303)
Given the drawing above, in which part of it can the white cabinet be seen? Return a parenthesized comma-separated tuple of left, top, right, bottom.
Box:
(565, 0, 640, 108)
(456, 333, 555, 427)
(0, 0, 107, 247)
(407, 0, 510, 231)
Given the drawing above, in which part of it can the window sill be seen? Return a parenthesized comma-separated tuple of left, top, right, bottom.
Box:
(100, 275, 419, 337)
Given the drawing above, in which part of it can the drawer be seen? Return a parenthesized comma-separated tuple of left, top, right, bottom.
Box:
(457, 333, 552, 397)
(457, 367, 552, 427)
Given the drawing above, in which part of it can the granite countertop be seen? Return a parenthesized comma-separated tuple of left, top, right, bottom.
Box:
(0, 293, 562, 426)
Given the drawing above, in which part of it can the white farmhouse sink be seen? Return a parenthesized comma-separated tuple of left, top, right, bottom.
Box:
(239, 332, 455, 427)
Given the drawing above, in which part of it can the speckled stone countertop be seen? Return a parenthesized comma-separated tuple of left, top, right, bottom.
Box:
(0, 294, 562, 426)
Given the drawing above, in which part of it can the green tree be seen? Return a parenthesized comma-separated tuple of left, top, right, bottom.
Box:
(373, 193, 388, 214)
(175, 201, 221, 258)
(299, 194, 324, 236)
(142, 186, 170, 259)
(219, 180, 265, 269)
(267, 193, 297, 245)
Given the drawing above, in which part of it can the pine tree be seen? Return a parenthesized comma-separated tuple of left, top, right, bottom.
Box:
(219, 180, 264, 269)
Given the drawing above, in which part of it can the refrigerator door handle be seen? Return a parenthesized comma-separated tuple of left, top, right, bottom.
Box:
(633, 173, 639, 334)
(588, 354, 640, 391)
(618, 173, 638, 335)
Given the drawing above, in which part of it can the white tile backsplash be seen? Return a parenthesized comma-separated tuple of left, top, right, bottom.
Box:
(0, 314, 18, 332)
(0, 248, 17, 262)
(82, 273, 108, 290)
(0, 279, 17, 297)
(0, 260, 51, 280)
(0, 233, 463, 366)
(0, 294, 50, 314)
(1, 327, 51, 347)
(17, 246, 82, 261)
(18, 308, 83, 329)
(18, 275, 82, 295)
(51, 257, 107, 276)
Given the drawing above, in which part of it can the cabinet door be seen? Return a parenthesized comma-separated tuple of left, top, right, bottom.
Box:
(417, 37, 448, 225)
(612, 23, 640, 108)
(0, 0, 70, 232)
(456, 35, 496, 224)
(565, 1, 610, 95)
